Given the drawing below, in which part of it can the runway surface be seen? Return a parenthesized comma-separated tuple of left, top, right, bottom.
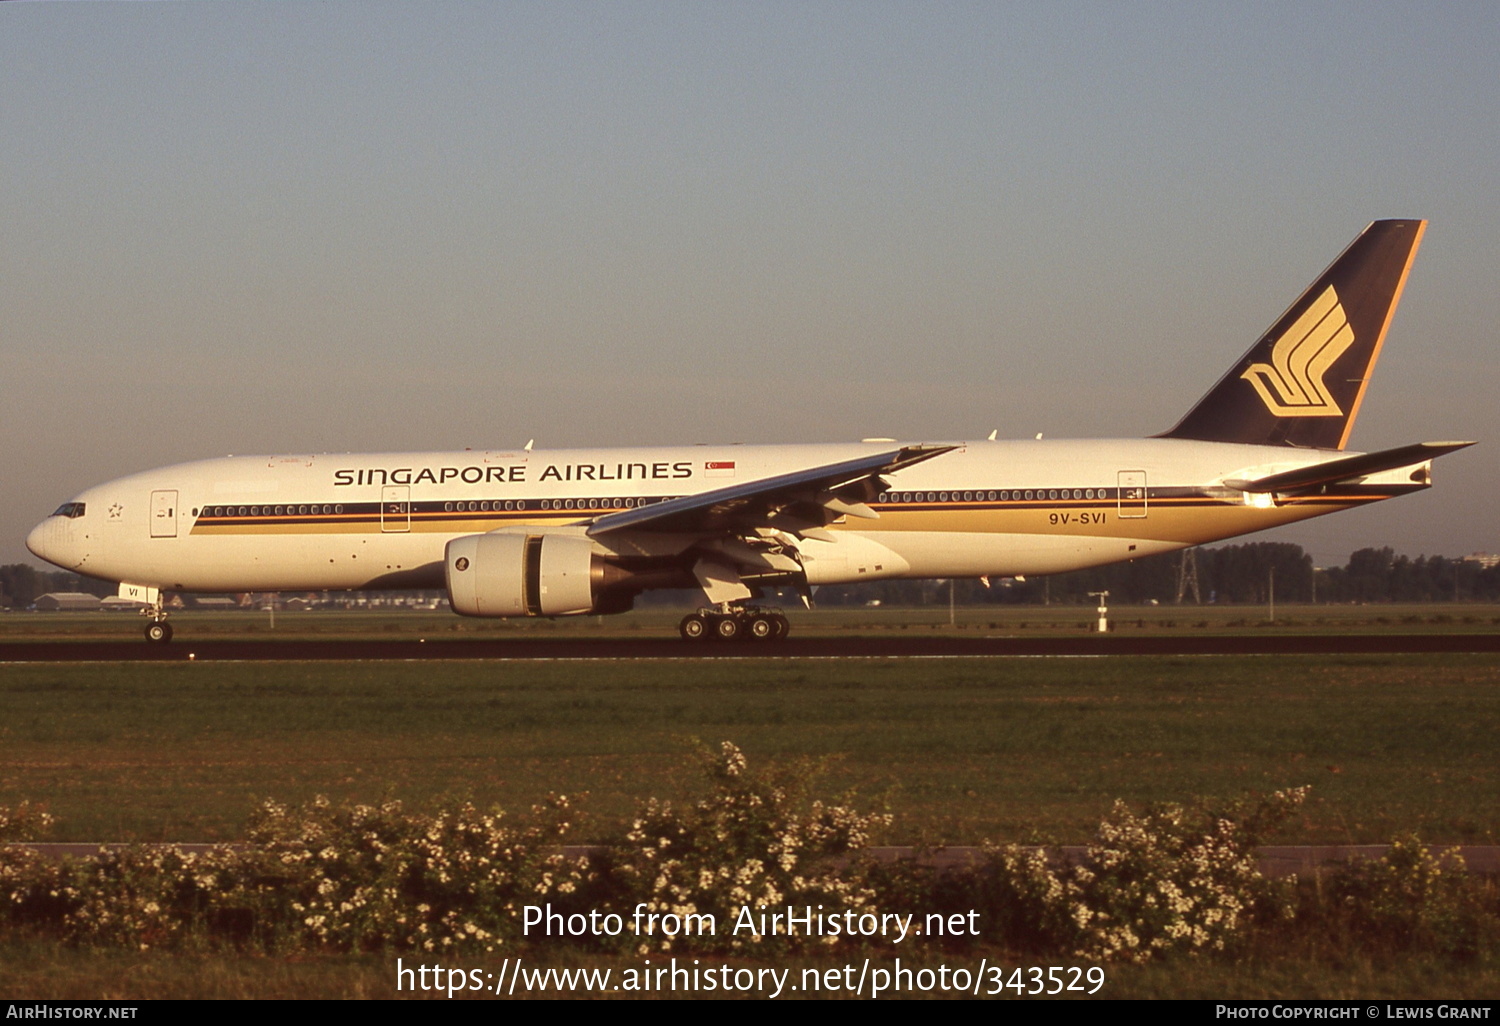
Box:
(3, 632, 1499, 661)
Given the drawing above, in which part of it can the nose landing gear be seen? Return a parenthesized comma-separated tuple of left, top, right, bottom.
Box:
(678, 605, 789, 642)
(139, 591, 172, 644)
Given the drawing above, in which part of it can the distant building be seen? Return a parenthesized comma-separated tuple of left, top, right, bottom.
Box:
(1463, 553, 1500, 569)
(32, 592, 103, 612)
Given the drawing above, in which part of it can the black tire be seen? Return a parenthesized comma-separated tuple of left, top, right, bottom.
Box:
(714, 616, 740, 641)
(679, 614, 708, 641)
(144, 621, 173, 644)
(748, 615, 775, 640)
(771, 614, 790, 639)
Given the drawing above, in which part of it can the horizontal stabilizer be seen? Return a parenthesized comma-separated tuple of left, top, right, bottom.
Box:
(1223, 441, 1473, 493)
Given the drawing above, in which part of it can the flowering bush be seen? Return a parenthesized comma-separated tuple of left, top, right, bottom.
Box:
(593, 742, 891, 954)
(249, 793, 591, 953)
(58, 844, 262, 950)
(8, 773, 1494, 963)
(0, 794, 267, 951)
(1323, 834, 1492, 959)
(982, 788, 1308, 962)
(0, 795, 591, 953)
(0, 801, 55, 842)
(0, 803, 71, 939)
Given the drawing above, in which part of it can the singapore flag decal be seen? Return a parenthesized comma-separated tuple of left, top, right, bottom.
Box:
(705, 460, 737, 478)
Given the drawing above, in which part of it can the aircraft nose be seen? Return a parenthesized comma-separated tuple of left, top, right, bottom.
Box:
(26, 518, 56, 564)
(26, 515, 78, 571)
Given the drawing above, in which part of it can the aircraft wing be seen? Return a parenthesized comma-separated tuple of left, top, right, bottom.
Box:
(586, 444, 957, 539)
(1223, 441, 1474, 493)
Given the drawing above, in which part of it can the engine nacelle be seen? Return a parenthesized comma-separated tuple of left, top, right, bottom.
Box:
(445, 532, 599, 617)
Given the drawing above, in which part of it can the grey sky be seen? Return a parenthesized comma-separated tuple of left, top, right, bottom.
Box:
(3, 2, 1497, 568)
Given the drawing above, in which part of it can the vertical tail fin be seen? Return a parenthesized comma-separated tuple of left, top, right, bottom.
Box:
(1160, 219, 1426, 450)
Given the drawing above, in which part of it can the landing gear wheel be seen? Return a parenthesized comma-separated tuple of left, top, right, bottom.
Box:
(144, 621, 173, 644)
(679, 605, 788, 642)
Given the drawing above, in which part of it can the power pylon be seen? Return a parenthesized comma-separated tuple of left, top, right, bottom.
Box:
(1175, 547, 1202, 605)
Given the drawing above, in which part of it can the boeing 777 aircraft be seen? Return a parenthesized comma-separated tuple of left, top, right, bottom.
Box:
(27, 220, 1470, 642)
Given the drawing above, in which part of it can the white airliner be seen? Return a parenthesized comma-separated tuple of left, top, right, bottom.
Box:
(27, 220, 1470, 642)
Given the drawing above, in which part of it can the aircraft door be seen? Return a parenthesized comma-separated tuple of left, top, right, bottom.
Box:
(381, 486, 411, 533)
(150, 490, 179, 538)
(1117, 471, 1148, 519)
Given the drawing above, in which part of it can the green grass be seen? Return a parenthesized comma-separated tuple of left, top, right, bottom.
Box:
(1, 654, 1496, 845)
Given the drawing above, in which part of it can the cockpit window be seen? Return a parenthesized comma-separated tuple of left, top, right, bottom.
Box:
(52, 502, 86, 519)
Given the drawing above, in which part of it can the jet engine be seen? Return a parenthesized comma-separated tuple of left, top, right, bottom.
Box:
(445, 532, 602, 617)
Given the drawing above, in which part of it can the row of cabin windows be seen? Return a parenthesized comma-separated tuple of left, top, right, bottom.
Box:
(196, 491, 1123, 520)
(444, 498, 649, 512)
(538, 497, 669, 511)
(447, 500, 526, 512)
(198, 498, 674, 518)
(202, 504, 344, 518)
(877, 488, 1112, 503)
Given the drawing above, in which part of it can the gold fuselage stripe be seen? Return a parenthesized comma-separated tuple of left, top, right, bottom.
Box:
(189, 488, 1410, 549)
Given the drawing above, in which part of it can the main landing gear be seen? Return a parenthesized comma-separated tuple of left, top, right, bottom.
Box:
(679, 605, 790, 642)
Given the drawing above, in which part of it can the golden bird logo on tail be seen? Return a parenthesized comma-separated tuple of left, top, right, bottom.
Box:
(1240, 285, 1354, 417)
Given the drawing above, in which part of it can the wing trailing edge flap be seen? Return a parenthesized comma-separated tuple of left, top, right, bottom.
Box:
(1223, 441, 1474, 493)
(589, 444, 954, 605)
(585, 444, 956, 539)
(708, 537, 803, 573)
(692, 558, 754, 605)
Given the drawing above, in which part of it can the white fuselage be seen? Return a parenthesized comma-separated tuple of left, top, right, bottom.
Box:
(26, 437, 1422, 595)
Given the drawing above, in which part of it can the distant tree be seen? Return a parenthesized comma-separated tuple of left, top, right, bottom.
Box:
(1476, 563, 1500, 601)
(0, 566, 116, 606)
(1199, 543, 1313, 603)
(0, 564, 40, 608)
(1345, 547, 1396, 602)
